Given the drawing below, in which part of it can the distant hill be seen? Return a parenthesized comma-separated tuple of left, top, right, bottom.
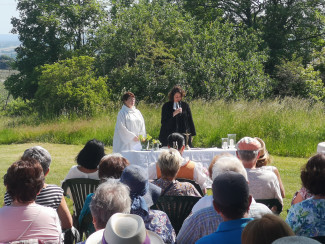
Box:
(0, 34, 20, 58)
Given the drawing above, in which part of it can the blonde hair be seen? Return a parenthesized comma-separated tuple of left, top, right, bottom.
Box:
(157, 149, 183, 178)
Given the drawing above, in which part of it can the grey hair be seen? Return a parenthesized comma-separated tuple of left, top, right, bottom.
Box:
(237, 150, 259, 162)
(90, 179, 131, 229)
(22, 146, 52, 174)
(157, 148, 183, 177)
(212, 156, 248, 181)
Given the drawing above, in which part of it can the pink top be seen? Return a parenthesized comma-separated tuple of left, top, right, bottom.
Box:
(0, 203, 61, 243)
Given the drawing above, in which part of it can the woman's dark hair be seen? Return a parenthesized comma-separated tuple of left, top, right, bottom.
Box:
(301, 153, 325, 195)
(76, 139, 105, 170)
(168, 86, 186, 101)
(167, 133, 185, 151)
(122, 92, 135, 102)
(4, 159, 44, 203)
(98, 155, 130, 179)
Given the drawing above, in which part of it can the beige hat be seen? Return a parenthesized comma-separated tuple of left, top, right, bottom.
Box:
(236, 137, 261, 151)
(86, 213, 164, 244)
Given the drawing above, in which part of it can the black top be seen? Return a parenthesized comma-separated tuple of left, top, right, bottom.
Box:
(158, 101, 196, 146)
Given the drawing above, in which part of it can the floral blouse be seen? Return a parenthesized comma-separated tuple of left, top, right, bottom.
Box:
(132, 208, 176, 244)
(286, 198, 325, 237)
(152, 179, 201, 197)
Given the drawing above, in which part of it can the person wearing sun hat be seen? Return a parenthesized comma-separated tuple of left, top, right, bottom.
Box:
(236, 137, 283, 211)
(120, 165, 176, 244)
(86, 213, 164, 244)
(254, 137, 285, 198)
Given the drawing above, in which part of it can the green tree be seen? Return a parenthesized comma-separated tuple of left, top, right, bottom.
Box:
(96, 1, 271, 101)
(35, 56, 109, 116)
(274, 57, 325, 101)
(4, 0, 107, 100)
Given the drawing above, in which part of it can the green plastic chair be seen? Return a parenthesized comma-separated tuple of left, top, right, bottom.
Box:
(150, 195, 201, 234)
(62, 178, 100, 239)
(255, 198, 283, 214)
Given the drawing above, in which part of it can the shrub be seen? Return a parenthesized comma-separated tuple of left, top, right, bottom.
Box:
(35, 56, 109, 117)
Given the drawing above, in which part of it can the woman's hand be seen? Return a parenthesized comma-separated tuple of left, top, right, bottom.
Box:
(173, 108, 182, 117)
(133, 136, 139, 142)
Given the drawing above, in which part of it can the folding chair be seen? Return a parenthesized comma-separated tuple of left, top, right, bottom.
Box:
(150, 195, 201, 234)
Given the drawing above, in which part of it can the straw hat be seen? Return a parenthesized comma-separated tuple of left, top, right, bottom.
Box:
(272, 236, 321, 244)
(86, 213, 164, 244)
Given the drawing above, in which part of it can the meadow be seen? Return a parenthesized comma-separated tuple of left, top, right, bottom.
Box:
(0, 97, 324, 157)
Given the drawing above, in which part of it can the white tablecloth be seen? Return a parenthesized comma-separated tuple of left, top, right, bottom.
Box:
(121, 148, 237, 169)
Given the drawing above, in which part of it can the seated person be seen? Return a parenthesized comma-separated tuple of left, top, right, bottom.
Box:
(255, 137, 285, 198)
(152, 149, 202, 197)
(63, 139, 105, 181)
(0, 159, 61, 242)
(242, 214, 294, 244)
(120, 165, 175, 244)
(4, 146, 72, 230)
(286, 153, 325, 237)
(148, 133, 211, 192)
(195, 172, 253, 244)
(236, 137, 283, 210)
(291, 186, 313, 205)
(78, 154, 130, 234)
(177, 155, 271, 244)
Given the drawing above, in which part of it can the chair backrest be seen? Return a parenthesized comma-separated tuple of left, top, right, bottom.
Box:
(150, 195, 201, 234)
(62, 178, 100, 218)
(176, 178, 204, 196)
(255, 198, 283, 214)
(311, 236, 325, 244)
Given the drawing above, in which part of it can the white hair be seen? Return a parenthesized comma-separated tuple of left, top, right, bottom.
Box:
(90, 179, 131, 229)
(212, 156, 248, 181)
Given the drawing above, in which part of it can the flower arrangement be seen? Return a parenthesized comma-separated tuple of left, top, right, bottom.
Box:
(139, 134, 152, 150)
(138, 134, 161, 150)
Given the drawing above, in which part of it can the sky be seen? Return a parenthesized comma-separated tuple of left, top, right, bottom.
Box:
(0, 0, 18, 35)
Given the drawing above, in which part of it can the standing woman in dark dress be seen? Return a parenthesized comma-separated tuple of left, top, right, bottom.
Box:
(159, 86, 196, 147)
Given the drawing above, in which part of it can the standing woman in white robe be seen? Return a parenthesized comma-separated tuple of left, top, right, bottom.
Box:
(113, 92, 146, 153)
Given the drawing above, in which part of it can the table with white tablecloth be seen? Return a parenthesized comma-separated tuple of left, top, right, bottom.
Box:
(121, 148, 237, 170)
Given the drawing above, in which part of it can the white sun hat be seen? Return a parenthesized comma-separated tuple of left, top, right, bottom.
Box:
(86, 213, 164, 244)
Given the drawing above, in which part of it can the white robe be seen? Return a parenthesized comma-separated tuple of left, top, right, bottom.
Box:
(113, 105, 146, 153)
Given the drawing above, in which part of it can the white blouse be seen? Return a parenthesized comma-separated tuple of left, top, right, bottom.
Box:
(113, 105, 146, 153)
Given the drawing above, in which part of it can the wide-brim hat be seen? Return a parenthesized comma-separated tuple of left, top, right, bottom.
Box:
(86, 213, 164, 244)
(144, 182, 161, 207)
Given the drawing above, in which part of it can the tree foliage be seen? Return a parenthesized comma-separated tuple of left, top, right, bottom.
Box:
(5, 0, 107, 100)
(35, 56, 109, 116)
(96, 1, 271, 102)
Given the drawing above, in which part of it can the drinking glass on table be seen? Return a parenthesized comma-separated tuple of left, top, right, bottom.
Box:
(222, 138, 228, 149)
(228, 134, 236, 148)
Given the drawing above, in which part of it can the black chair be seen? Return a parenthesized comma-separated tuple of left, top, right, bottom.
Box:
(311, 236, 325, 244)
(255, 198, 283, 214)
(150, 195, 201, 234)
(62, 178, 100, 239)
(176, 178, 204, 196)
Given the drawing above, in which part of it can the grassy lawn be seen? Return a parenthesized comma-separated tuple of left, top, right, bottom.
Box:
(0, 143, 306, 220)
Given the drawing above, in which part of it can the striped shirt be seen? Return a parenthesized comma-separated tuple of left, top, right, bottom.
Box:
(4, 184, 63, 209)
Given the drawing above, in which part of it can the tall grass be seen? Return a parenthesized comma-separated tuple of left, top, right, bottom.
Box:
(0, 98, 324, 157)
